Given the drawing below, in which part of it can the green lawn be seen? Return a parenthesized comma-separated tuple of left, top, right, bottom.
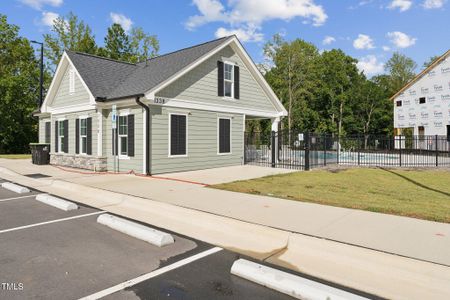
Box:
(213, 167, 450, 223)
(0, 154, 31, 159)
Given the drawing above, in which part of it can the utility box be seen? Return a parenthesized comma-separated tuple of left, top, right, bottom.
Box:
(30, 143, 50, 165)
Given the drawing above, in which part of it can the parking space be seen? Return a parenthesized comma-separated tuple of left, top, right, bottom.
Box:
(0, 179, 296, 300)
(105, 250, 295, 300)
(0, 178, 370, 300)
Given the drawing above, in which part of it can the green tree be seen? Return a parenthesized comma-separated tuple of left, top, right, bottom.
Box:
(422, 55, 440, 69)
(319, 49, 361, 137)
(128, 26, 159, 63)
(44, 12, 97, 67)
(98, 24, 159, 63)
(351, 79, 392, 146)
(384, 52, 417, 96)
(0, 14, 46, 153)
(264, 35, 321, 134)
(102, 23, 131, 61)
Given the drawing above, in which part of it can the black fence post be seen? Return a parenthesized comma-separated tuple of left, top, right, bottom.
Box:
(399, 136, 402, 167)
(271, 131, 276, 168)
(305, 132, 310, 171)
(436, 134, 439, 167)
(323, 133, 327, 166)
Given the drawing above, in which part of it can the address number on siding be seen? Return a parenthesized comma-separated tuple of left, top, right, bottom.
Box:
(153, 97, 167, 105)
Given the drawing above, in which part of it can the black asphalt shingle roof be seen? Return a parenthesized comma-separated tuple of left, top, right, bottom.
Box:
(66, 36, 233, 100)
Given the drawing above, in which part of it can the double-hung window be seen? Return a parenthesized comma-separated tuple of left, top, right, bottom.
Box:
(118, 116, 128, 157)
(80, 118, 87, 154)
(224, 63, 234, 98)
(218, 117, 231, 154)
(169, 114, 187, 157)
(58, 120, 65, 153)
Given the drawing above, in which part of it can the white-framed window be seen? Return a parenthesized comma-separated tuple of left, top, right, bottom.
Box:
(224, 62, 234, 98)
(118, 115, 128, 157)
(58, 120, 65, 153)
(169, 113, 188, 157)
(218, 117, 232, 155)
(80, 118, 87, 154)
(69, 68, 75, 94)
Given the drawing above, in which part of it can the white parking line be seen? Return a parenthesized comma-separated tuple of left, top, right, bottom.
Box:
(0, 195, 37, 202)
(79, 246, 223, 300)
(0, 211, 105, 234)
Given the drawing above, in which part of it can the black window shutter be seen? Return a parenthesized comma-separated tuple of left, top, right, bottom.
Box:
(63, 120, 69, 153)
(87, 117, 92, 155)
(54, 121, 58, 152)
(219, 119, 231, 153)
(75, 118, 80, 154)
(127, 114, 135, 157)
(218, 61, 224, 97)
(234, 66, 240, 99)
(170, 115, 186, 156)
(45, 122, 51, 144)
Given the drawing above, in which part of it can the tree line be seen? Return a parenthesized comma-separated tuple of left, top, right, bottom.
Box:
(248, 34, 423, 140)
(0, 13, 436, 153)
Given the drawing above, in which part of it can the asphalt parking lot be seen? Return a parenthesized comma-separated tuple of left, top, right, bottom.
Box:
(0, 177, 298, 300)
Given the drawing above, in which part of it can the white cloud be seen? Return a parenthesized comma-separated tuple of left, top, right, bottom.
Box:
(388, 0, 412, 12)
(215, 26, 263, 42)
(357, 55, 384, 76)
(353, 34, 375, 50)
(20, 0, 63, 10)
(387, 31, 417, 48)
(41, 11, 59, 27)
(422, 0, 447, 9)
(382, 45, 391, 51)
(186, 0, 327, 42)
(322, 36, 336, 45)
(109, 12, 133, 32)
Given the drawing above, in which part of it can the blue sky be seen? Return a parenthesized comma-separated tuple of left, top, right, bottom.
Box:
(2, 0, 449, 76)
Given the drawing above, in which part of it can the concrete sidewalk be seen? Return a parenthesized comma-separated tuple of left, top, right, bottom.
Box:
(1, 159, 449, 267)
(1, 159, 450, 299)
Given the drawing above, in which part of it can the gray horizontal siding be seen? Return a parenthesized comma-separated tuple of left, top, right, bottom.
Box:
(52, 66, 90, 108)
(156, 45, 277, 113)
(150, 106, 244, 174)
(104, 106, 144, 173)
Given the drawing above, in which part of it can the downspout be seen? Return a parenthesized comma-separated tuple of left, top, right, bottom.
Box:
(135, 96, 151, 175)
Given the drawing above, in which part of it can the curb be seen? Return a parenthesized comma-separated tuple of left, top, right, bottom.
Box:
(97, 214, 175, 247)
(231, 259, 368, 300)
(1, 182, 30, 194)
(36, 194, 78, 211)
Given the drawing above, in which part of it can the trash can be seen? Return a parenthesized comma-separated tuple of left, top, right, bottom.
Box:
(30, 143, 50, 165)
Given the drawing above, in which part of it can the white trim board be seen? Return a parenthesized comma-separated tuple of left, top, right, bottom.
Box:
(145, 97, 282, 118)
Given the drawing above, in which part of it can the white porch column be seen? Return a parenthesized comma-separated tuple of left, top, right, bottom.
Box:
(271, 117, 280, 132)
(271, 117, 280, 165)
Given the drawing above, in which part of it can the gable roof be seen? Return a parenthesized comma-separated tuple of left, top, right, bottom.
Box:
(390, 49, 450, 100)
(65, 36, 233, 100)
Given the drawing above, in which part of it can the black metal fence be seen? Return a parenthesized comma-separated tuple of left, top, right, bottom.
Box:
(244, 130, 450, 170)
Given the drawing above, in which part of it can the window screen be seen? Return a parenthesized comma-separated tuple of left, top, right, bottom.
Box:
(219, 118, 231, 154)
(170, 114, 187, 156)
